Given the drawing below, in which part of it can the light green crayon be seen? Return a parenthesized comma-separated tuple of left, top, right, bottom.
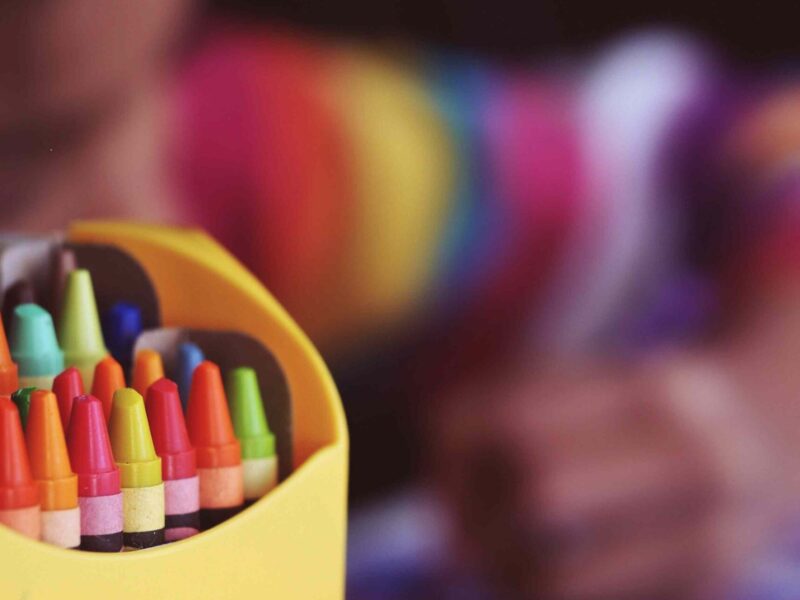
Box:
(225, 367, 277, 503)
(58, 269, 108, 389)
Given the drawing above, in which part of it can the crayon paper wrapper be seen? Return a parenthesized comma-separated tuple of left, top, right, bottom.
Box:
(198, 465, 244, 509)
(0, 505, 40, 539)
(80, 493, 123, 536)
(42, 507, 80, 548)
(165, 476, 199, 515)
(122, 483, 165, 533)
(242, 457, 278, 500)
(18, 375, 56, 390)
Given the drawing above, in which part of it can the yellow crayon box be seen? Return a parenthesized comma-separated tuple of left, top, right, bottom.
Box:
(0, 221, 348, 599)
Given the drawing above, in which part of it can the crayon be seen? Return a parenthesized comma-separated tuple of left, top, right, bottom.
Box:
(186, 361, 244, 529)
(67, 395, 123, 552)
(52, 367, 84, 431)
(10, 303, 64, 389)
(91, 357, 126, 422)
(177, 342, 204, 410)
(109, 388, 165, 549)
(2, 279, 36, 328)
(146, 379, 199, 541)
(11, 387, 36, 430)
(58, 269, 108, 389)
(132, 349, 164, 396)
(0, 396, 40, 539)
(26, 390, 80, 548)
(226, 368, 278, 504)
(102, 302, 142, 372)
(0, 318, 19, 395)
(49, 246, 77, 321)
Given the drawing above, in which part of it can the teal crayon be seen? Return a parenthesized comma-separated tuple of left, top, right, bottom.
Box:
(10, 303, 64, 390)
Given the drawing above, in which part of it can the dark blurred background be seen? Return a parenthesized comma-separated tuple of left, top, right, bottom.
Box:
(194, 0, 800, 508)
(213, 1, 798, 60)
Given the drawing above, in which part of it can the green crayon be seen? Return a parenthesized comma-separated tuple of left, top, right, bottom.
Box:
(10, 387, 36, 429)
(58, 270, 108, 389)
(226, 367, 277, 504)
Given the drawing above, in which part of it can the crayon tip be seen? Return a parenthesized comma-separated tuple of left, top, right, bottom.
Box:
(145, 379, 196, 480)
(49, 246, 77, 319)
(102, 302, 142, 370)
(27, 391, 73, 479)
(66, 395, 120, 496)
(132, 349, 164, 396)
(109, 388, 161, 488)
(58, 269, 108, 388)
(0, 396, 39, 509)
(25, 391, 78, 510)
(2, 279, 36, 329)
(226, 367, 275, 459)
(186, 361, 240, 468)
(11, 387, 36, 430)
(10, 304, 64, 377)
(52, 367, 85, 431)
(177, 342, 204, 409)
(91, 357, 126, 422)
(0, 319, 19, 395)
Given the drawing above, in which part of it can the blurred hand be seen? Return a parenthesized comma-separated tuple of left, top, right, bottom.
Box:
(434, 354, 790, 600)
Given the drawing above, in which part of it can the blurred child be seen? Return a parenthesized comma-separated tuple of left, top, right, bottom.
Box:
(5, 3, 800, 599)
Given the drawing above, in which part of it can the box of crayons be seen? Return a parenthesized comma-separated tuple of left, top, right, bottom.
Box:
(0, 222, 348, 599)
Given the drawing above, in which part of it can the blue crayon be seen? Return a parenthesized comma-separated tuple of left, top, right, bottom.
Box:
(102, 302, 142, 371)
(177, 342, 204, 410)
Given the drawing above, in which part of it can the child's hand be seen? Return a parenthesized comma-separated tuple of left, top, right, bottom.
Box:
(434, 356, 787, 600)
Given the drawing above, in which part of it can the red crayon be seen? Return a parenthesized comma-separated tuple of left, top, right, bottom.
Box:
(66, 395, 123, 552)
(53, 367, 84, 431)
(0, 396, 40, 539)
(146, 379, 199, 541)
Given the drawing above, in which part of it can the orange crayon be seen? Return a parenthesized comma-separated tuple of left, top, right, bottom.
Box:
(0, 396, 40, 539)
(26, 390, 80, 548)
(132, 350, 164, 396)
(186, 362, 243, 529)
(0, 319, 18, 395)
(92, 357, 126, 422)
